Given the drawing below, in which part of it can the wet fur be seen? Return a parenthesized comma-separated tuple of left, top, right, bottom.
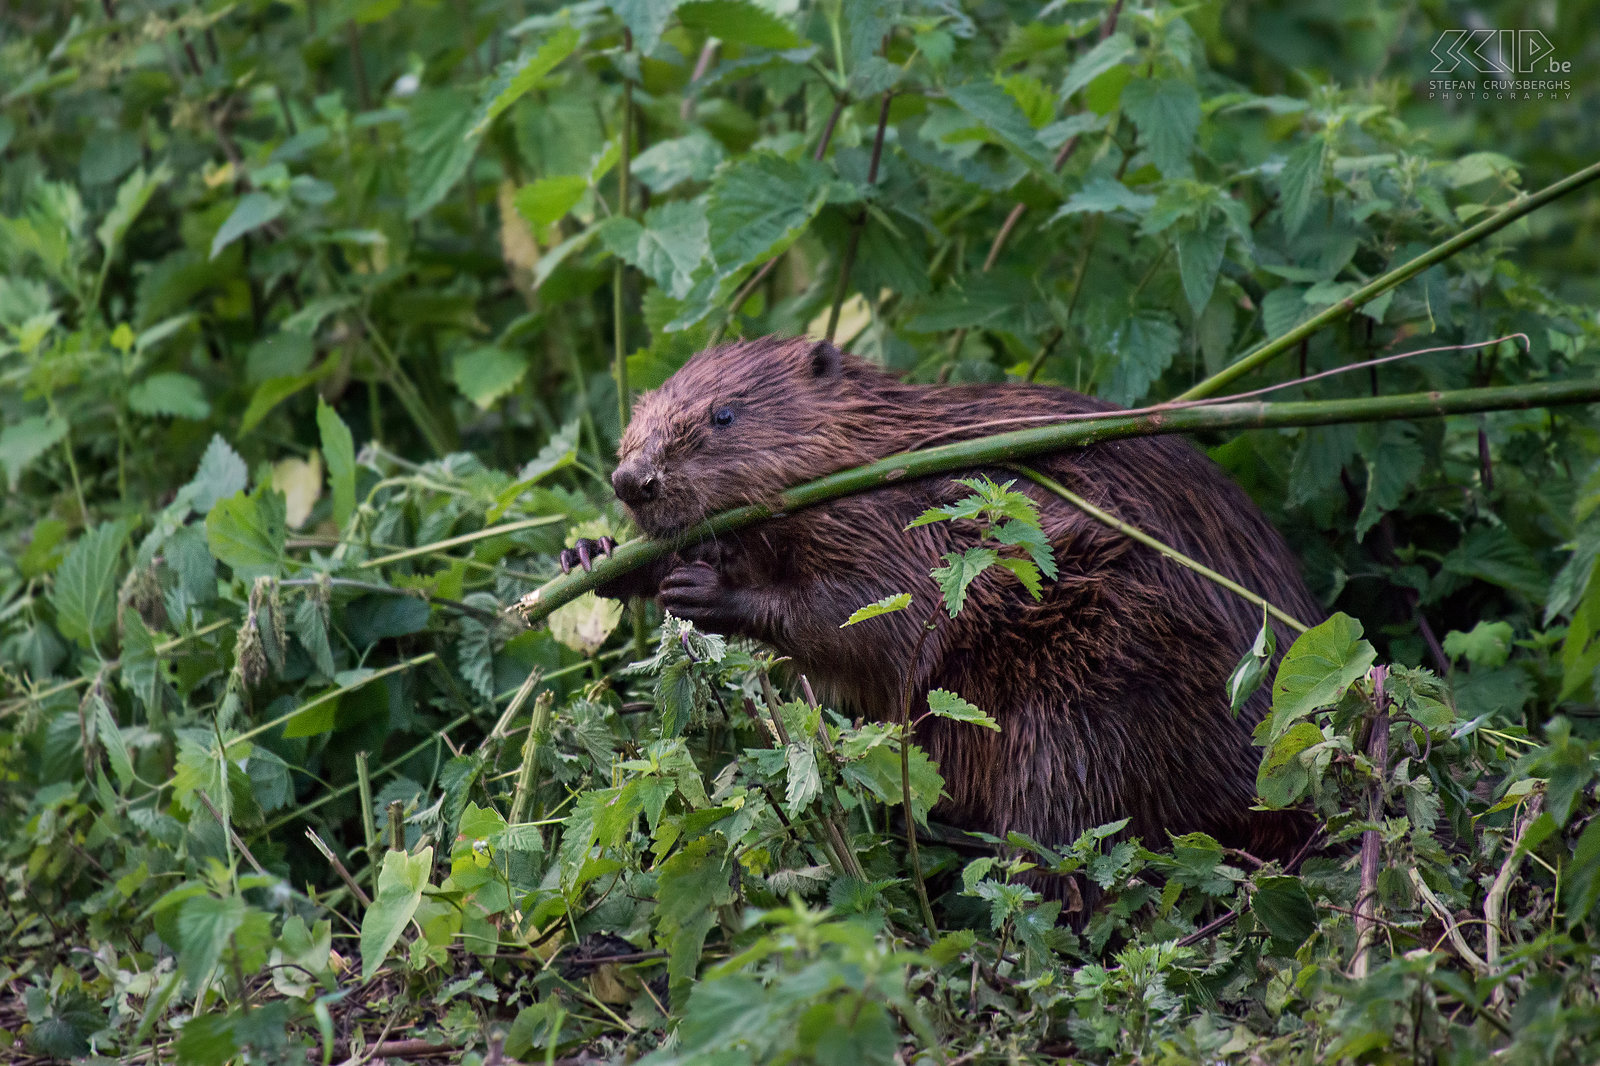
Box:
(602, 336, 1322, 881)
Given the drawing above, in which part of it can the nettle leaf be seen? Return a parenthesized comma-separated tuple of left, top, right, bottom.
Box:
(1101, 309, 1179, 406)
(932, 547, 998, 618)
(927, 689, 1000, 731)
(1177, 221, 1228, 316)
(1060, 31, 1136, 99)
(1443, 620, 1514, 669)
(677, 1, 802, 49)
(1257, 720, 1324, 808)
(947, 81, 1056, 181)
(405, 88, 480, 220)
(1354, 422, 1424, 541)
(209, 192, 284, 260)
(994, 519, 1058, 580)
(631, 130, 726, 193)
(1440, 526, 1548, 603)
(1252, 874, 1317, 945)
(359, 847, 434, 979)
(1263, 612, 1376, 741)
(784, 743, 821, 811)
(706, 153, 840, 277)
(0, 412, 67, 490)
(53, 519, 132, 647)
(995, 556, 1043, 599)
(1260, 285, 1310, 339)
(206, 484, 288, 580)
(841, 592, 912, 628)
(1278, 136, 1326, 238)
(1051, 176, 1156, 221)
(128, 372, 210, 420)
(1228, 609, 1277, 715)
(293, 593, 336, 678)
(598, 200, 710, 299)
(96, 163, 170, 259)
(470, 24, 580, 137)
(514, 174, 587, 227)
(178, 895, 249, 989)
(316, 398, 357, 530)
(451, 346, 529, 409)
(610, 0, 683, 54)
(1122, 77, 1200, 178)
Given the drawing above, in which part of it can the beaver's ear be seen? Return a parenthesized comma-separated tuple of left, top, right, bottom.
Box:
(807, 340, 841, 379)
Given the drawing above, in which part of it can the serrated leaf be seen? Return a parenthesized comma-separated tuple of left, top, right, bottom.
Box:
(129, 371, 210, 420)
(994, 519, 1057, 580)
(1051, 176, 1156, 221)
(1278, 137, 1326, 238)
(178, 895, 249, 989)
(1101, 309, 1179, 406)
(947, 81, 1055, 180)
(405, 88, 480, 220)
(209, 193, 285, 260)
(706, 153, 834, 277)
(1354, 422, 1423, 541)
(927, 689, 1000, 731)
(513, 174, 587, 227)
(841, 593, 912, 627)
(995, 556, 1043, 599)
(678, 1, 802, 49)
(1256, 720, 1324, 808)
(52, 519, 132, 647)
(631, 130, 727, 193)
(610, 0, 683, 54)
(1122, 77, 1200, 178)
(316, 398, 357, 530)
(784, 743, 821, 811)
(598, 200, 710, 299)
(1264, 612, 1376, 741)
(293, 594, 336, 678)
(90, 689, 135, 787)
(1177, 221, 1228, 316)
(1061, 31, 1136, 99)
(0, 413, 67, 490)
(1252, 875, 1316, 945)
(469, 24, 580, 138)
(931, 547, 998, 618)
(451, 346, 528, 409)
(205, 485, 288, 580)
(359, 847, 433, 979)
(1443, 620, 1514, 669)
(96, 164, 170, 260)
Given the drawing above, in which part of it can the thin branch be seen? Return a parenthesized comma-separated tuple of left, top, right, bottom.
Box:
(1485, 792, 1543, 1008)
(1352, 665, 1391, 980)
(509, 378, 1600, 626)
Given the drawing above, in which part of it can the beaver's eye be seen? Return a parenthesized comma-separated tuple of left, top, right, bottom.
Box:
(712, 406, 735, 428)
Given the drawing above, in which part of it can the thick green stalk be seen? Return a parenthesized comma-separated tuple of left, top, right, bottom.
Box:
(509, 378, 1600, 625)
(1177, 158, 1600, 401)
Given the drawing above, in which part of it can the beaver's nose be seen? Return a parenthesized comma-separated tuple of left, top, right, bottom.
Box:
(612, 460, 661, 506)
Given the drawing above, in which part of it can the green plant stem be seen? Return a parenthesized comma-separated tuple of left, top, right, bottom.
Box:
(1178, 157, 1600, 401)
(1008, 464, 1310, 633)
(509, 689, 554, 825)
(509, 378, 1600, 625)
(613, 59, 633, 432)
(824, 92, 892, 343)
(356, 751, 378, 883)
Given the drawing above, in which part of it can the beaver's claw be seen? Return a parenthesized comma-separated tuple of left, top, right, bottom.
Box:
(558, 535, 616, 575)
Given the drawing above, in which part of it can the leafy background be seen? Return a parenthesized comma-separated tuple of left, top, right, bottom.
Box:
(2, 0, 1600, 1062)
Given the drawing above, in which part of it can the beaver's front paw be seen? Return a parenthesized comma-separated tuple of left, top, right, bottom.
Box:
(658, 561, 739, 631)
(558, 536, 616, 575)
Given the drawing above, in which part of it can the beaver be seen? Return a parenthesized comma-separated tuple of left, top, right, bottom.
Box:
(562, 335, 1323, 886)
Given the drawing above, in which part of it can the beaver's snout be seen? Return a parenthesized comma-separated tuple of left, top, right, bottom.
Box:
(612, 456, 662, 507)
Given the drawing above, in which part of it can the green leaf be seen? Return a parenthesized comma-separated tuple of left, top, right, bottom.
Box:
(97, 164, 170, 265)
(1443, 621, 1514, 669)
(178, 895, 249, 988)
(451, 346, 528, 409)
(185, 435, 248, 516)
(677, 1, 802, 49)
(706, 153, 836, 277)
(947, 81, 1056, 180)
(927, 689, 1000, 731)
(1101, 309, 1179, 406)
(239, 371, 323, 435)
(610, 0, 684, 54)
(631, 130, 726, 193)
(514, 174, 587, 227)
(1252, 875, 1316, 945)
(1354, 422, 1423, 541)
(405, 89, 480, 220)
(1122, 77, 1201, 178)
(841, 592, 912, 627)
(469, 24, 581, 138)
(1264, 612, 1376, 741)
(931, 547, 998, 618)
(654, 836, 733, 1007)
(316, 398, 357, 530)
(994, 519, 1058, 580)
(1177, 221, 1228, 316)
(1278, 137, 1326, 238)
(129, 372, 211, 420)
(599, 200, 710, 299)
(995, 556, 1043, 599)
(1051, 176, 1156, 220)
(206, 484, 288, 580)
(52, 519, 132, 647)
(0, 413, 67, 490)
(1060, 32, 1136, 99)
(91, 691, 135, 788)
(293, 594, 336, 678)
(1566, 816, 1600, 930)
(784, 743, 820, 811)
(1228, 609, 1277, 715)
(1256, 720, 1324, 807)
(209, 193, 285, 260)
(359, 847, 434, 979)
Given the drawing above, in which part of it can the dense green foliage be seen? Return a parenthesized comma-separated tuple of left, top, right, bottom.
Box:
(3, 0, 1600, 1062)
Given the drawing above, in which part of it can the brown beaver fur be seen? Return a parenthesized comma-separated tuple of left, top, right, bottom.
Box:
(567, 335, 1323, 883)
